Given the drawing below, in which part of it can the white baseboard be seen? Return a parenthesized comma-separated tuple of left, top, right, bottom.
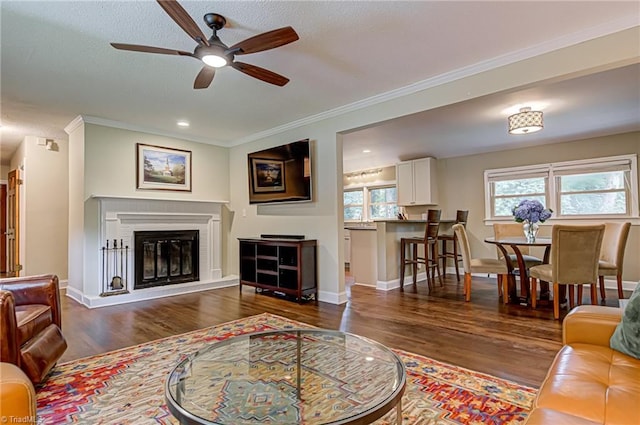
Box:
(65, 276, 239, 308)
(376, 271, 428, 291)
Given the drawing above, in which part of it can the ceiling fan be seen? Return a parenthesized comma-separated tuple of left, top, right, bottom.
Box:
(110, 0, 299, 89)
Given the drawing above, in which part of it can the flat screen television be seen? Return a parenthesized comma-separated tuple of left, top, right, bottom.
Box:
(248, 139, 312, 204)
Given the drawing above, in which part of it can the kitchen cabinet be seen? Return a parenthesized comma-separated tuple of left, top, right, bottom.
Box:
(396, 157, 438, 206)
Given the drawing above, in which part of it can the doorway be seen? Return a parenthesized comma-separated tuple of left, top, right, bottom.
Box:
(0, 182, 6, 274)
(6, 169, 20, 277)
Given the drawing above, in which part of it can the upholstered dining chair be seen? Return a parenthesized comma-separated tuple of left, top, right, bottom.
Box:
(438, 210, 469, 282)
(492, 223, 544, 270)
(529, 224, 605, 320)
(598, 222, 631, 301)
(453, 224, 509, 303)
(400, 209, 442, 291)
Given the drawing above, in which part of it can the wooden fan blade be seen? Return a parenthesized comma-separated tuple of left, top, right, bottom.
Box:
(194, 66, 215, 89)
(231, 62, 289, 86)
(156, 0, 210, 46)
(111, 43, 193, 57)
(230, 27, 299, 55)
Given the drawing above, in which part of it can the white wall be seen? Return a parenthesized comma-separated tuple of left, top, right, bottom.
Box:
(228, 28, 639, 303)
(0, 164, 10, 181)
(67, 119, 85, 292)
(7, 136, 69, 279)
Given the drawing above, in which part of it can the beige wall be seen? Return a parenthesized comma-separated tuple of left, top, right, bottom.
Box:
(8, 136, 69, 279)
(229, 28, 638, 303)
(436, 131, 640, 283)
(0, 164, 10, 181)
(65, 121, 231, 295)
(84, 124, 229, 201)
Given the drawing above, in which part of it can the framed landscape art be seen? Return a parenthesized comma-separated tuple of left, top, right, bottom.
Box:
(250, 158, 286, 193)
(137, 143, 192, 191)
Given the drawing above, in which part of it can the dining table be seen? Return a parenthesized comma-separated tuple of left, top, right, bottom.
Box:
(484, 236, 553, 305)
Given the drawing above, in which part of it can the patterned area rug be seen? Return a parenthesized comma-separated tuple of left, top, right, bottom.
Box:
(37, 313, 536, 424)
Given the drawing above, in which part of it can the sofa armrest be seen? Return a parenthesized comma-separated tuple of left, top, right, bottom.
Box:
(0, 291, 20, 365)
(563, 305, 622, 347)
(0, 275, 61, 328)
(0, 362, 37, 423)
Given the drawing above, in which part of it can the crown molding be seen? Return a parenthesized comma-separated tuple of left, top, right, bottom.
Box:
(230, 19, 639, 147)
(64, 115, 84, 135)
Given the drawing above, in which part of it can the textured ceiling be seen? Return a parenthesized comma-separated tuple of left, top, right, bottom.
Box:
(1, 1, 639, 167)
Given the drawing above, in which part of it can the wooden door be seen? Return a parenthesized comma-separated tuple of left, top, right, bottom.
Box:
(7, 169, 20, 276)
(0, 183, 6, 273)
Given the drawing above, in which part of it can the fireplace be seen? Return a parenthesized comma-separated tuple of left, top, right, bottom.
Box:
(134, 230, 199, 289)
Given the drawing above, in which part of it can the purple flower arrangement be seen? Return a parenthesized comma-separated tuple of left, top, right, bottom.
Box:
(512, 199, 553, 224)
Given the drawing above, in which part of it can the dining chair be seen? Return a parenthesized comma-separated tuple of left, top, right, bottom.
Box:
(529, 224, 605, 319)
(492, 223, 544, 270)
(438, 210, 469, 282)
(598, 222, 631, 301)
(453, 224, 509, 303)
(400, 209, 442, 291)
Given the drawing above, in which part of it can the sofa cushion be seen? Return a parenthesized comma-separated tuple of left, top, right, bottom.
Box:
(610, 284, 640, 359)
(525, 408, 601, 425)
(14, 305, 52, 347)
(534, 343, 640, 424)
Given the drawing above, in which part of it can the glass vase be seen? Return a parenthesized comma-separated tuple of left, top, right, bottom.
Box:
(523, 221, 539, 242)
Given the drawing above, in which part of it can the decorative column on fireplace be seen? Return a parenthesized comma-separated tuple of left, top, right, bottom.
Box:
(134, 230, 199, 289)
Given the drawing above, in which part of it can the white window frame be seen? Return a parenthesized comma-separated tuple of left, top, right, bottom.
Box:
(344, 180, 396, 222)
(368, 185, 398, 220)
(484, 154, 639, 223)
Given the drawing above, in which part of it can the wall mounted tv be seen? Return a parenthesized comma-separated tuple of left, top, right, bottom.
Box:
(248, 139, 312, 205)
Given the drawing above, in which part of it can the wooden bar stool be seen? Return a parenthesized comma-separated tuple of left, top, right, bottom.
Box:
(400, 209, 442, 291)
(438, 210, 469, 282)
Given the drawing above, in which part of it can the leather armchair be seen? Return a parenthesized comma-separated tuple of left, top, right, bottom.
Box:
(0, 274, 67, 384)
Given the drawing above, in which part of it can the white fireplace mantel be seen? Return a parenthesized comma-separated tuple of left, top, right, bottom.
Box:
(66, 195, 237, 308)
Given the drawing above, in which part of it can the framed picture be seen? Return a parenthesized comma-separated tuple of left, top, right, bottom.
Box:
(137, 143, 192, 191)
(250, 158, 286, 193)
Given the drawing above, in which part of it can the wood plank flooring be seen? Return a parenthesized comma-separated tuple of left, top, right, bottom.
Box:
(59, 274, 624, 388)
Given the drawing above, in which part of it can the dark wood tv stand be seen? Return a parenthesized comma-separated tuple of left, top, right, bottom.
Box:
(238, 238, 317, 303)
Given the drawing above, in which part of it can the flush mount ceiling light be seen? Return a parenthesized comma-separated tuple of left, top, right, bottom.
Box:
(177, 120, 190, 127)
(508, 107, 544, 135)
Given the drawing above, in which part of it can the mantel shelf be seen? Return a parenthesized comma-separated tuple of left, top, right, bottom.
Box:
(89, 194, 229, 204)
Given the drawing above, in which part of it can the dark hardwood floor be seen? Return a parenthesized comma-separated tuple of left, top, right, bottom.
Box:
(59, 274, 624, 388)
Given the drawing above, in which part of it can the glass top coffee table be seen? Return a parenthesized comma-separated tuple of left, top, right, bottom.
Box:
(165, 329, 406, 424)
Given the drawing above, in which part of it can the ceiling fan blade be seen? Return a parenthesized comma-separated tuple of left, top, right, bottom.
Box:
(230, 27, 299, 55)
(231, 62, 290, 86)
(111, 43, 193, 57)
(156, 0, 210, 46)
(194, 66, 215, 89)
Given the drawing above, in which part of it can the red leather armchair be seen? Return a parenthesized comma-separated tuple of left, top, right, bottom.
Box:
(0, 274, 67, 384)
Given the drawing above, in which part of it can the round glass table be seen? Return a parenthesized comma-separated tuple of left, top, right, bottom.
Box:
(165, 329, 406, 425)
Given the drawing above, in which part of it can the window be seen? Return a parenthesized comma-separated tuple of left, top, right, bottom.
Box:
(344, 190, 364, 221)
(485, 154, 638, 220)
(369, 186, 398, 219)
(344, 185, 398, 222)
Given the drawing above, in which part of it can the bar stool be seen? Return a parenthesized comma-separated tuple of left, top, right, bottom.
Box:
(438, 210, 469, 282)
(400, 209, 442, 291)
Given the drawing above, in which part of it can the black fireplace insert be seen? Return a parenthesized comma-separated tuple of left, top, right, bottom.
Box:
(134, 230, 199, 289)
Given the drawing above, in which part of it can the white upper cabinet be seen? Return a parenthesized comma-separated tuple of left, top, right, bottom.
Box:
(396, 157, 438, 206)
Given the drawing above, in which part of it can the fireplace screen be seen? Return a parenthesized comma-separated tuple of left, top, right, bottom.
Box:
(134, 230, 199, 289)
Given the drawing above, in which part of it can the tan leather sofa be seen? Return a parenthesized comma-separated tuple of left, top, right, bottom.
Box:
(526, 305, 640, 424)
(0, 362, 37, 424)
(0, 274, 67, 384)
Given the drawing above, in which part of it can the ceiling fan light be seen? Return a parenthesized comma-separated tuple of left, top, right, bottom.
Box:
(508, 107, 544, 135)
(202, 54, 227, 68)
